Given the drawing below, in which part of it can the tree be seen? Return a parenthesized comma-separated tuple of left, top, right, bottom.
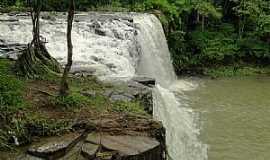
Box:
(232, 0, 262, 37)
(59, 0, 75, 96)
(15, 0, 60, 78)
(194, 1, 222, 31)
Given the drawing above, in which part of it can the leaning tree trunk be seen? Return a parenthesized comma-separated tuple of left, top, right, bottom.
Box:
(59, 0, 75, 96)
(15, 0, 60, 79)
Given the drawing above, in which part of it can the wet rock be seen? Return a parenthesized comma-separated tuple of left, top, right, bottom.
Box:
(85, 133, 100, 145)
(71, 67, 97, 76)
(110, 93, 135, 102)
(27, 133, 83, 159)
(81, 143, 99, 159)
(103, 89, 134, 102)
(16, 13, 29, 17)
(0, 43, 27, 60)
(16, 154, 44, 160)
(81, 91, 96, 98)
(132, 76, 156, 87)
(97, 152, 114, 160)
(103, 81, 153, 114)
(85, 133, 161, 160)
(0, 17, 18, 22)
(95, 28, 106, 36)
(59, 141, 86, 160)
(87, 21, 101, 29)
(72, 120, 96, 131)
(106, 63, 117, 69)
(41, 14, 56, 21)
(126, 81, 153, 114)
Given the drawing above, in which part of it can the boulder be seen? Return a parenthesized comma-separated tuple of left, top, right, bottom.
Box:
(95, 28, 106, 36)
(126, 81, 154, 114)
(27, 133, 83, 159)
(132, 76, 156, 87)
(103, 81, 153, 114)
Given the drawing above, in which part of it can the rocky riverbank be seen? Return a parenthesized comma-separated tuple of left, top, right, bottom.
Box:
(0, 58, 166, 160)
(0, 12, 167, 160)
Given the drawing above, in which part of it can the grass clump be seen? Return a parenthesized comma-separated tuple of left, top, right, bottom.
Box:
(0, 75, 24, 107)
(0, 59, 27, 116)
(51, 93, 90, 109)
(25, 114, 71, 136)
(112, 101, 146, 115)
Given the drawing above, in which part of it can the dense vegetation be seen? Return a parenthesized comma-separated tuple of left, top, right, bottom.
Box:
(1, 0, 269, 76)
(0, 59, 147, 150)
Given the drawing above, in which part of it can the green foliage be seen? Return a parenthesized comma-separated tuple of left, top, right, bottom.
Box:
(0, 75, 24, 107)
(195, 1, 222, 19)
(205, 66, 270, 78)
(25, 115, 71, 136)
(237, 36, 270, 60)
(51, 93, 90, 109)
(0, 129, 13, 150)
(190, 25, 239, 63)
(112, 101, 146, 115)
(1, 0, 269, 76)
(168, 31, 198, 73)
(0, 60, 25, 107)
(257, 14, 270, 36)
(0, 113, 71, 150)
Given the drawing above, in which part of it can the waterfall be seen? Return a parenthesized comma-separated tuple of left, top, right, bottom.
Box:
(134, 15, 176, 87)
(0, 12, 207, 160)
(134, 15, 208, 160)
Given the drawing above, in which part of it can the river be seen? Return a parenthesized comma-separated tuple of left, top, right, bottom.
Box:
(177, 76, 270, 160)
(1, 13, 269, 160)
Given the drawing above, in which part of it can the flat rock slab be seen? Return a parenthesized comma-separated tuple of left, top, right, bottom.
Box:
(59, 141, 86, 160)
(85, 133, 161, 159)
(81, 143, 99, 159)
(132, 76, 156, 87)
(16, 154, 44, 160)
(28, 133, 83, 159)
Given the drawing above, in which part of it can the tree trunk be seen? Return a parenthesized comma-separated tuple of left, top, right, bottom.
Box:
(59, 0, 75, 96)
(15, 0, 60, 78)
(202, 15, 205, 31)
(15, 44, 60, 78)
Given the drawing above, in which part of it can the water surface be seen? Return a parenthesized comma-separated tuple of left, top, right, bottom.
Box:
(183, 77, 270, 160)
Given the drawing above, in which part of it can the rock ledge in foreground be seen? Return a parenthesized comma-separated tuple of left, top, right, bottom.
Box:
(85, 133, 162, 160)
(27, 132, 83, 159)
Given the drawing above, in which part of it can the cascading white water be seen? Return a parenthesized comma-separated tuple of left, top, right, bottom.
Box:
(0, 12, 207, 160)
(0, 13, 139, 80)
(134, 15, 175, 87)
(134, 15, 208, 160)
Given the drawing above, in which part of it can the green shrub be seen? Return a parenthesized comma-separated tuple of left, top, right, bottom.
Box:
(25, 116, 71, 136)
(190, 26, 240, 64)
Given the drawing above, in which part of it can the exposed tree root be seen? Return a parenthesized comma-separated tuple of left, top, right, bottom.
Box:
(15, 44, 61, 79)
